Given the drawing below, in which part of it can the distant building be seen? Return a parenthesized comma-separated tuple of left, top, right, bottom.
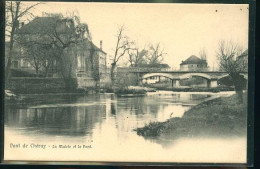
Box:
(217, 49, 248, 72)
(180, 55, 208, 71)
(237, 49, 248, 71)
(142, 76, 171, 84)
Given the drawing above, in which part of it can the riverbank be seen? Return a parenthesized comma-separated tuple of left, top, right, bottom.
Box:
(114, 86, 156, 96)
(135, 93, 247, 139)
(143, 85, 235, 93)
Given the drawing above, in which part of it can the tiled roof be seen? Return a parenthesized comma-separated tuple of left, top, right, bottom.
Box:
(17, 17, 59, 34)
(180, 55, 207, 65)
(81, 39, 107, 54)
(238, 49, 248, 58)
(16, 17, 107, 54)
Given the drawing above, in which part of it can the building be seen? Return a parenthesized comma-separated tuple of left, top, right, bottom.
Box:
(237, 49, 248, 71)
(142, 76, 171, 84)
(7, 16, 109, 87)
(180, 55, 208, 71)
(106, 55, 114, 68)
(75, 38, 107, 77)
(75, 38, 110, 88)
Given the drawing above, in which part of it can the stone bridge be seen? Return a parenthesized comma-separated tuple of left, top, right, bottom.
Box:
(117, 68, 248, 88)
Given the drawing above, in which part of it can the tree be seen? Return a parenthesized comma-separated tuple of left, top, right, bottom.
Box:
(5, 1, 40, 82)
(17, 14, 90, 90)
(111, 25, 133, 86)
(146, 43, 166, 64)
(199, 48, 207, 60)
(21, 44, 42, 76)
(216, 40, 247, 103)
(21, 43, 57, 77)
(40, 45, 60, 77)
(127, 45, 148, 67)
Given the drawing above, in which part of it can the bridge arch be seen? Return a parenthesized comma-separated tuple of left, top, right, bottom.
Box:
(179, 73, 212, 80)
(217, 74, 230, 80)
(141, 73, 174, 80)
(217, 73, 248, 80)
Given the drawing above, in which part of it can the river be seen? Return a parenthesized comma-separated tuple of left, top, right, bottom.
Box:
(4, 91, 246, 163)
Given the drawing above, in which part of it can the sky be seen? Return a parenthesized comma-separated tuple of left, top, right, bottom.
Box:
(15, 2, 249, 69)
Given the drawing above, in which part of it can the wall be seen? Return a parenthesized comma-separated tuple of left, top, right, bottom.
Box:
(100, 72, 111, 88)
(77, 76, 97, 89)
(7, 77, 67, 94)
(8, 76, 111, 94)
(180, 64, 208, 71)
(180, 65, 189, 71)
(76, 71, 111, 89)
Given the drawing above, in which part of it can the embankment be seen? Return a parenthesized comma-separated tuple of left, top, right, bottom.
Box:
(136, 93, 247, 139)
(6, 77, 98, 94)
(144, 85, 234, 93)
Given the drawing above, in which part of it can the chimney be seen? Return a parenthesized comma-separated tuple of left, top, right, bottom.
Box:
(100, 40, 103, 50)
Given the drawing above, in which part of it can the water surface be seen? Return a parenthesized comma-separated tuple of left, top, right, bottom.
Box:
(4, 91, 246, 163)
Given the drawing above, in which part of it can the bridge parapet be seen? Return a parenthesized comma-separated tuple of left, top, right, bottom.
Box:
(116, 67, 248, 82)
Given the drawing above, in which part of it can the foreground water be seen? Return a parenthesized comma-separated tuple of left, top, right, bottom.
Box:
(4, 91, 246, 163)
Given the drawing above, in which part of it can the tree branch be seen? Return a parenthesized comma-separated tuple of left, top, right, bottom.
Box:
(16, 2, 41, 19)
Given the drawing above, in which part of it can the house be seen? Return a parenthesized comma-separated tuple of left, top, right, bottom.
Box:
(180, 55, 208, 71)
(7, 16, 109, 87)
(237, 49, 248, 71)
(106, 55, 114, 68)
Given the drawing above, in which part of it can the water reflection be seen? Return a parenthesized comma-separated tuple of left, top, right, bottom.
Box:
(5, 93, 211, 138)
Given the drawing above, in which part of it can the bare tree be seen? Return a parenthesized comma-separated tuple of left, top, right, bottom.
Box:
(127, 45, 148, 67)
(216, 40, 247, 102)
(17, 13, 90, 90)
(146, 43, 166, 64)
(40, 46, 59, 77)
(21, 43, 58, 77)
(5, 1, 40, 82)
(21, 44, 42, 76)
(111, 25, 133, 86)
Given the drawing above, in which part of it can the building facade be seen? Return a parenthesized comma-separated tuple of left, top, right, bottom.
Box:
(180, 55, 208, 71)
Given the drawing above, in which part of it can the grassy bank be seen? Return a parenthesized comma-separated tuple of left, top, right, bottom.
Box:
(136, 93, 247, 139)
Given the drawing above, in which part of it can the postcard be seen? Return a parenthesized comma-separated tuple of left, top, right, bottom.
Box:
(4, 1, 252, 165)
